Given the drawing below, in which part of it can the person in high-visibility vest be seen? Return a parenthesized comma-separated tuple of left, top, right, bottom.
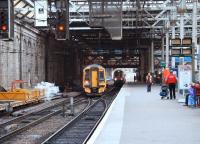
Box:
(163, 68, 170, 83)
(165, 70, 177, 99)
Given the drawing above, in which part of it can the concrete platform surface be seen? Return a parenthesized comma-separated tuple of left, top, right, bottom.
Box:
(87, 84, 200, 144)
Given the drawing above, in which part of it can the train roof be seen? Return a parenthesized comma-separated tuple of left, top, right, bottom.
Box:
(113, 69, 124, 73)
(84, 64, 104, 69)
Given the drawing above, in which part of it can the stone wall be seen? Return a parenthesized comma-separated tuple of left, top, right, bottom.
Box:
(0, 22, 84, 89)
(0, 23, 46, 89)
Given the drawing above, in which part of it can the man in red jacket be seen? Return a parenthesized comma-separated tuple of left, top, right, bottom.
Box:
(165, 70, 177, 99)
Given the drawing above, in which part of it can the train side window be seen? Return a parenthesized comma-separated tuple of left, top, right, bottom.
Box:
(85, 69, 90, 80)
(99, 71, 105, 81)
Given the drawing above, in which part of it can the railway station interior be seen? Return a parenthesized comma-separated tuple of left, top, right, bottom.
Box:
(1, 0, 200, 144)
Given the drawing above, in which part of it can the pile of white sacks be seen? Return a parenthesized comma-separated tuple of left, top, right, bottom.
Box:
(35, 82, 59, 101)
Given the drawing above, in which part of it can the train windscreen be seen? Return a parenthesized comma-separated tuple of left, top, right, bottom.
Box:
(114, 71, 123, 77)
(99, 71, 105, 81)
(85, 69, 90, 80)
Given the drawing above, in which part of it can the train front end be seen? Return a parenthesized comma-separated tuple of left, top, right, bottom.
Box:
(83, 65, 106, 96)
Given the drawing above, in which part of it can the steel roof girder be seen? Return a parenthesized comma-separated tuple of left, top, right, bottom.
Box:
(15, 7, 34, 13)
(22, 0, 34, 7)
(68, 4, 199, 13)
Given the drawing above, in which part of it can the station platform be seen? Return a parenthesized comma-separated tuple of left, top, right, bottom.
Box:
(87, 84, 200, 144)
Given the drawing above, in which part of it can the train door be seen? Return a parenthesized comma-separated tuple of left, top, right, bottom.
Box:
(91, 70, 98, 87)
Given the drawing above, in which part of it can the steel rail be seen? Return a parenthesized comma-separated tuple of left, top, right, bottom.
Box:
(0, 96, 87, 143)
(41, 87, 120, 144)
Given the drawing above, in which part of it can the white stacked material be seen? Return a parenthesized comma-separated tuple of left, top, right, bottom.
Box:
(35, 82, 59, 101)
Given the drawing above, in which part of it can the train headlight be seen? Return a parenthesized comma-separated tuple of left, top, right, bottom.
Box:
(114, 78, 117, 81)
(99, 82, 105, 86)
(84, 80, 90, 86)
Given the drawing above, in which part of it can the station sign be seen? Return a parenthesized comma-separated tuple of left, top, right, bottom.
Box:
(171, 48, 181, 56)
(182, 38, 192, 45)
(171, 38, 192, 46)
(182, 48, 192, 55)
(170, 47, 192, 57)
(34, 0, 48, 27)
(171, 38, 181, 46)
(160, 60, 166, 67)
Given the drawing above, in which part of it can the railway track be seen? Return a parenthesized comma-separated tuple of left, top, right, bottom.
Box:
(41, 87, 121, 144)
(0, 96, 88, 143)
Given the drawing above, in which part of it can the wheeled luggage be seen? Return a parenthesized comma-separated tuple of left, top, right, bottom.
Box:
(159, 85, 169, 99)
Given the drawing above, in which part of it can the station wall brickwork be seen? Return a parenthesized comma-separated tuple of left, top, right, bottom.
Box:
(0, 23, 46, 89)
(0, 22, 70, 89)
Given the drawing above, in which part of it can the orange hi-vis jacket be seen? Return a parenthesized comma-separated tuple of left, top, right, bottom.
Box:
(166, 74, 177, 84)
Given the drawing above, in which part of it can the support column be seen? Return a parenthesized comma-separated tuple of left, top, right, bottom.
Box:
(172, 27, 175, 39)
(19, 24, 22, 83)
(171, 5, 176, 69)
(148, 46, 151, 72)
(180, 10, 185, 66)
(180, 16, 184, 40)
(192, 0, 197, 71)
(151, 40, 154, 73)
(171, 27, 176, 68)
(161, 33, 165, 61)
(66, 0, 69, 40)
(171, 0, 176, 39)
(140, 50, 145, 83)
(45, 34, 49, 81)
(179, 0, 185, 40)
(166, 31, 169, 68)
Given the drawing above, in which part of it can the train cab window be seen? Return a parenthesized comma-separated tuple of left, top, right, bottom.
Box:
(99, 71, 105, 81)
(85, 69, 90, 80)
(115, 71, 122, 77)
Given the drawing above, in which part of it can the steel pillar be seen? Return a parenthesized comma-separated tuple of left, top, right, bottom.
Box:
(172, 27, 175, 39)
(166, 31, 169, 68)
(171, 1, 176, 39)
(192, 0, 197, 71)
(151, 40, 154, 73)
(66, 0, 70, 40)
(171, 26, 176, 69)
(19, 24, 22, 85)
(148, 46, 151, 73)
(179, 0, 185, 40)
(180, 16, 184, 40)
(161, 30, 165, 61)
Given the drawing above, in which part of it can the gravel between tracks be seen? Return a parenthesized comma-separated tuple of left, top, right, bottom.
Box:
(0, 98, 68, 124)
(2, 101, 88, 144)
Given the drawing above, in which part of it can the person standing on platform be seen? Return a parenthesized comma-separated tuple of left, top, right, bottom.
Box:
(146, 73, 153, 92)
(165, 70, 177, 99)
(162, 68, 170, 84)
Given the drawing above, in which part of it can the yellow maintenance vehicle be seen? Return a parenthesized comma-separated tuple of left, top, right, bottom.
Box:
(0, 80, 44, 112)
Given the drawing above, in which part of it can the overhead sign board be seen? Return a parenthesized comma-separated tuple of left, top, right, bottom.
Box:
(160, 60, 166, 67)
(34, 0, 48, 27)
(170, 47, 192, 57)
(182, 48, 192, 55)
(171, 48, 181, 55)
(171, 38, 181, 46)
(182, 38, 192, 45)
